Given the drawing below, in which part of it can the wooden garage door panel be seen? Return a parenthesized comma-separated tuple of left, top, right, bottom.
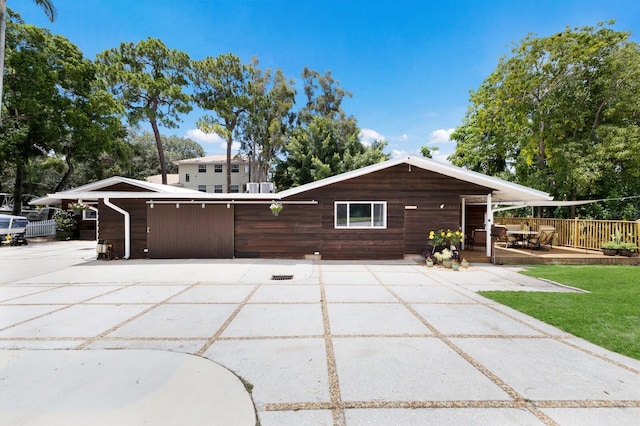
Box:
(147, 204, 233, 258)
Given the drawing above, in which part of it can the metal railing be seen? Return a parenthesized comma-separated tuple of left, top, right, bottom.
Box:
(495, 217, 640, 251)
(25, 219, 56, 238)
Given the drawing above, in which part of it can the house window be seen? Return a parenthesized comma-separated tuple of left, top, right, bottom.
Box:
(82, 203, 98, 221)
(231, 164, 239, 173)
(230, 184, 240, 193)
(214, 185, 223, 193)
(335, 201, 386, 229)
(214, 164, 223, 173)
(185, 173, 190, 183)
(198, 185, 207, 192)
(198, 164, 207, 173)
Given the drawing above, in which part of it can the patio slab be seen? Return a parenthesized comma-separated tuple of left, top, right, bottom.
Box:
(332, 337, 511, 402)
(327, 304, 431, 336)
(204, 338, 331, 408)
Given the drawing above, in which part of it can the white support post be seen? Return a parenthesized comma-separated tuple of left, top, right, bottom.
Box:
(486, 193, 492, 257)
(461, 197, 466, 250)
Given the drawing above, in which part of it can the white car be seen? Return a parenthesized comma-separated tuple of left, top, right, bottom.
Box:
(0, 214, 29, 245)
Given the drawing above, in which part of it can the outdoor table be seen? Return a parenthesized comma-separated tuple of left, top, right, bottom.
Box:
(506, 230, 538, 248)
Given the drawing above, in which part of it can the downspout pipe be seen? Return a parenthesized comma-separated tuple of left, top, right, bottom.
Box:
(103, 197, 130, 260)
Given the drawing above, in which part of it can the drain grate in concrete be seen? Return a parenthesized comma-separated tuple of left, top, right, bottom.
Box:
(271, 274, 294, 281)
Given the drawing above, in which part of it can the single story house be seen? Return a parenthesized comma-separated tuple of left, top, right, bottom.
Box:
(39, 156, 553, 260)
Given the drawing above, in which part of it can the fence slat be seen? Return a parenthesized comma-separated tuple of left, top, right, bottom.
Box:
(25, 219, 56, 238)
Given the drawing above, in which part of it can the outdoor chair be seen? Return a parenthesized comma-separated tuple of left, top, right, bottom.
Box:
(503, 224, 522, 247)
(528, 226, 555, 250)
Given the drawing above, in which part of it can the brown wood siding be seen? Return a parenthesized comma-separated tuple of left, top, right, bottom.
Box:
(147, 203, 233, 258)
(237, 165, 492, 260)
(465, 205, 487, 235)
(97, 199, 148, 259)
(234, 204, 322, 258)
(100, 183, 154, 192)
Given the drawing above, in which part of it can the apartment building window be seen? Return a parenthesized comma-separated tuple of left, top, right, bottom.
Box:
(185, 173, 190, 183)
(198, 185, 207, 192)
(214, 185, 223, 193)
(231, 164, 239, 173)
(198, 164, 207, 173)
(230, 184, 240, 193)
(214, 164, 223, 173)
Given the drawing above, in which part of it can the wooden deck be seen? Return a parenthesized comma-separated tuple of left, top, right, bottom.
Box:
(408, 244, 639, 265)
(492, 243, 640, 265)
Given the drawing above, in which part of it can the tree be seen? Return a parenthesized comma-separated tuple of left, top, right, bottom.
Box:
(96, 38, 192, 185)
(450, 22, 640, 219)
(273, 68, 389, 189)
(419, 145, 439, 159)
(1, 20, 123, 213)
(0, 1, 56, 121)
(238, 62, 296, 182)
(192, 53, 254, 192)
(126, 130, 205, 180)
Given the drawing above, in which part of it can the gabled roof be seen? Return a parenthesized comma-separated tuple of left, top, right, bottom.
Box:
(278, 156, 553, 203)
(35, 156, 552, 204)
(61, 176, 198, 194)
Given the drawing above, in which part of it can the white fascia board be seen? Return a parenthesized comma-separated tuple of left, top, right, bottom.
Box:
(48, 191, 282, 201)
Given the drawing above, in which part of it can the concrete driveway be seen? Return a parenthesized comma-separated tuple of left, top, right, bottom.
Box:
(1, 240, 639, 425)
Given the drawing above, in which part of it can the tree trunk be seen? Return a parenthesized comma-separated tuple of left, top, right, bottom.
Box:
(0, 0, 7, 123)
(150, 118, 167, 185)
(54, 149, 74, 192)
(11, 158, 23, 216)
(226, 134, 232, 192)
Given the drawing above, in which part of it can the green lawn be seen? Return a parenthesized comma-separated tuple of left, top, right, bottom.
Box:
(479, 265, 640, 360)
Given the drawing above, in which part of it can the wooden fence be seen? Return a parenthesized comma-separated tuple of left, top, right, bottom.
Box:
(495, 217, 640, 251)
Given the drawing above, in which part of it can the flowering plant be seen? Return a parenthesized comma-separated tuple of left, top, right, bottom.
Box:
(68, 202, 89, 211)
(270, 202, 283, 215)
(428, 229, 463, 247)
(433, 248, 453, 261)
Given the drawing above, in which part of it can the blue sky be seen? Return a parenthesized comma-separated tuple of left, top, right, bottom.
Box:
(16, 0, 640, 162)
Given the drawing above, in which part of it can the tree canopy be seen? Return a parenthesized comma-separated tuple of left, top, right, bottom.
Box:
(273, 69, 389, 189)
(1, 17, 123, 213)
(450, 22, 640, 219)
(96, 37, 192, 185)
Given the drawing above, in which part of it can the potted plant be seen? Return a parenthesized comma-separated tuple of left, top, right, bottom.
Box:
(451, 261, 460, 271)
(270, 202, 283, 216)
(434, 248, 453, 268)
(601, 241, 620, 256)
(619, 242, 638, 257)
(460, 258, 469, 268)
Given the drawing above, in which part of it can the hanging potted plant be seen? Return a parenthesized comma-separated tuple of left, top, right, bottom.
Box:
(270, 202, 283, 216)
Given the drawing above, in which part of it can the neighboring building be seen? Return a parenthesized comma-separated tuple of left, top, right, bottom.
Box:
(175, 155, 266, 194)
(145, 174, 181, 186)
(45, 156, 553, 260)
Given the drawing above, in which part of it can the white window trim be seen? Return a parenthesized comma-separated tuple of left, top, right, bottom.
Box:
(334, 201, 387, 229)
(82, 203, 98, 221)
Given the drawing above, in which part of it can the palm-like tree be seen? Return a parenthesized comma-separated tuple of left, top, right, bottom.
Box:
(0, 0, 56, 121)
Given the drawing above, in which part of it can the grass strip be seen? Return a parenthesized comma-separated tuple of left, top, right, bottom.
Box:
(479, 265, 640, 360)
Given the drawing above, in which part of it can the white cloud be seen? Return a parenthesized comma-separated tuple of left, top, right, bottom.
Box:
(399, 133, 409, 141)
(186, 129, 224, 144)
(391, 149, 409, 159)
(432, 150, 452, 164)
(359, 128, 385, 147)
(429, 128, 455, 144)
